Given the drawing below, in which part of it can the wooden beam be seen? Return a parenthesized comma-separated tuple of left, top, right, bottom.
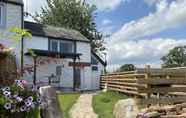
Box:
(138, 87, 186, 93)
(101, 74, 146, 78)
(137, 78, 186, 85)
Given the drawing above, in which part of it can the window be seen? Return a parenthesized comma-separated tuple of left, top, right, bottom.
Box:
(56, 66, 62, 76)
(92, 66, 98, 71)
(50, 39, 74, 53)
(50, 40, 58, 52)
(60, 41, 74, 53)
(91, 56, 98, 65)
(0, 4, 5, 27)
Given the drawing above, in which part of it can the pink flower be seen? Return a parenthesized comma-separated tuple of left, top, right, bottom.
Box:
(21, 80, 28, 87)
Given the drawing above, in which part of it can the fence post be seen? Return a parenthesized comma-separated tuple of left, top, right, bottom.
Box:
(145, 65, 151, 99)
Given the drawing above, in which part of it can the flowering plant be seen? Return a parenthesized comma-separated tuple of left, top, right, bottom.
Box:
(0, 80, 42, 118)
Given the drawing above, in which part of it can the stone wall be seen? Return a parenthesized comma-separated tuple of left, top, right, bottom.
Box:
(0, 54, 17, 86)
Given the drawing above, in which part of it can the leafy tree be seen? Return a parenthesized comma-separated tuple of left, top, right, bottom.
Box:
(33, 0, 105, 54)
(161, 46, 186, 68)
(117, 64, 135, 72)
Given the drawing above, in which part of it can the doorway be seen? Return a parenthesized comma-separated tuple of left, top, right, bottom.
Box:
(55, 66, 62, 87)
(75, 67, 81, 89)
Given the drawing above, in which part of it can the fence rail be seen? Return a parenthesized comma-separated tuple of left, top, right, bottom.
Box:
(101, 65, 186, 105)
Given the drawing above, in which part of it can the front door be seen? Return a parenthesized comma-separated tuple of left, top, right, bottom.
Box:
(75, 68, 81, 89)
(55, 66, 62, 87)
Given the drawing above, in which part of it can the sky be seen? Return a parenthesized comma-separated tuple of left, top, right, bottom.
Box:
(23, 0, 186, 71)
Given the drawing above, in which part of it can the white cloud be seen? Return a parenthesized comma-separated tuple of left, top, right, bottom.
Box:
(111, 0, 186, 43)
(107, 38, 186, 71)
(156, 0, 168, 12)
(100, 26, 114, 35)
(100, 19, 114, 35)
(87, 0, 128, 11)
(102, 19, 112, 25)
(23, 0, 46, 21)
(107, 0, 186, 70)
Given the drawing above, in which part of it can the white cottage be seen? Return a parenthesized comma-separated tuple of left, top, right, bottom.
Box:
(0, 0, 23, 64)
(0, 0, 106, 90)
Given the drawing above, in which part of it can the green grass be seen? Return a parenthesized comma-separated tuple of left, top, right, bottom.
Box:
(58, 93, 80, 118)
(31, 108, 41, 118)
(92, 91, 128, 118)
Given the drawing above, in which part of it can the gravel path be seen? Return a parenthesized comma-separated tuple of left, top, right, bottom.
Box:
(69, 93, 98, 118)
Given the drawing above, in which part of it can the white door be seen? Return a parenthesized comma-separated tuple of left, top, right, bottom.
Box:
(91, 66, 100, 90)
(53, 66, 62, 87)
(80, 68, 86, 90)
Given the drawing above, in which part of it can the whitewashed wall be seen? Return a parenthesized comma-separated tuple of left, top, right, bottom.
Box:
(76, 42, 91, 62)
(24, 36, 48, 51)
(24, 36, 74, 88)
(91, 55, 105, 90)
(0, 3, 22, 66)
(76, 42, 92, 90)
(24, 36, 49, 83)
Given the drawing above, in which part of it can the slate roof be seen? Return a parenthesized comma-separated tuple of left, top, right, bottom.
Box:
(24, 21, 90, 42)
(3, 0, 23, 4)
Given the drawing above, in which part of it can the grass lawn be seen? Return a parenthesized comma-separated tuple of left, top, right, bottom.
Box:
(92, 91, 128, 118)
(32, 108, 41, 118)
(57, 93, 80, 118)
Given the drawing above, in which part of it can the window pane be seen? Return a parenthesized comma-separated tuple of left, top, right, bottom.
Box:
(60, 41, 73, 53)
(91, 56, 98, 65)
(60, 42, 68, 52)
(51, 40, 58, 52)
(56, 66, 62, 76)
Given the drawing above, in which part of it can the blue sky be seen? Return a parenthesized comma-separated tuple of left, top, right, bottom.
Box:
(24, 0, 186, 71)
(95, 0, 155, 33)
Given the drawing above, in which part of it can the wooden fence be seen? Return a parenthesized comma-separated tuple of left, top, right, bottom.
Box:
(101, 66, 186, 105)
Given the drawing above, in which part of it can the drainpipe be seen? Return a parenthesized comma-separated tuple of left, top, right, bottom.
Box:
(73, 41, 77, 91)
(33, 56, 37, 85)
(73, 58, 76, 91)
(21, 3, 24, 76)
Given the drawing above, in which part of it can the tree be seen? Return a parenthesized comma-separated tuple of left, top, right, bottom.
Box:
(161, 46, 186, 68)
(33, 0, 105, 54)
(117, 64, 135, 72)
